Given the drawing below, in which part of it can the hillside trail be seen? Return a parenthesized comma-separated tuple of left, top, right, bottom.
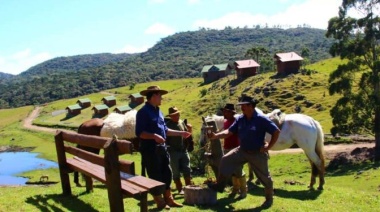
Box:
(23, 107, 375, 155)
(23, 106, 74, 134)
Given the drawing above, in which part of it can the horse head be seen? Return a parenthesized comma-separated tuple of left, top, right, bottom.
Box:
(199, 116, 222, 147)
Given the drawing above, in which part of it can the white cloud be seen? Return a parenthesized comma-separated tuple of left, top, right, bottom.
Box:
(193, 0, 342, 30)
(0, 49, 52, 75)
(144, 23, 176, 36)
(115, 44, 151, 54)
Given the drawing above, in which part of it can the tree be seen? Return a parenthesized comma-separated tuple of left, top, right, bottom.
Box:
(245, 46, 270, 72)
(325, 0, 380, 160)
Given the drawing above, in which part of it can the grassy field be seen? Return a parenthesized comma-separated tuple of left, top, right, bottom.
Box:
(1, 57, 379, 211)
(32, 57, 348, 136)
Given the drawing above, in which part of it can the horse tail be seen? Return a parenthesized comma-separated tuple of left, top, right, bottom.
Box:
(313, 119, 325, 174)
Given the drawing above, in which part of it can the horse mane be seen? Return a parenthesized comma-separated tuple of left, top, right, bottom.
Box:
(266, 109, 286, 128)
(100, 110, 137, 139)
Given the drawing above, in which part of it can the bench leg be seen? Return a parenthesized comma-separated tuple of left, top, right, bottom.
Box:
(84, 176, 93, 192)
(140, 193, 148, 212)
(60, 170, 72, 195)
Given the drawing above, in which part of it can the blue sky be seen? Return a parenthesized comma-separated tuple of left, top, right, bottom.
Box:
(0, 0, 342, 75)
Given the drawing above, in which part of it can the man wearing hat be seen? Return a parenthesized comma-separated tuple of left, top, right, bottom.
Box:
(208, 95, 280, 208)
(221, 103, 247, 199)
(135, 85, 191, 210)
(165, 106, 193, 195)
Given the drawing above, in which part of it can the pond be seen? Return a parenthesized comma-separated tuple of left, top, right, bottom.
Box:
(0, 152, 58, 185)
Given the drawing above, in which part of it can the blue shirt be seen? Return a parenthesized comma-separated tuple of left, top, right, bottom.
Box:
(135, 102, 168, 152)
(229, 112, 279, 151)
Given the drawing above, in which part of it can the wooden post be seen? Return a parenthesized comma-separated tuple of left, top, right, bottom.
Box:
(104, 137, 124, 212)
(55, 131, 71, 195)
(140, 193, 148, 212)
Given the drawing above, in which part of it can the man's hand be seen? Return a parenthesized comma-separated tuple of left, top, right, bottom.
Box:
(182, 131, 191, 138)
(186, 123, 193, 133)
(154, 134, 165, 144)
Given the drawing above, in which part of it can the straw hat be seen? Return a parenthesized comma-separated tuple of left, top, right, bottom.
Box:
(140, 85, 168, 96)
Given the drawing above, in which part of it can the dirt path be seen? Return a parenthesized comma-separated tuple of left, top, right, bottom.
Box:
(269, 142, 374, 156)
(23, 106, 73, 134)
(23, 107, 375, 154)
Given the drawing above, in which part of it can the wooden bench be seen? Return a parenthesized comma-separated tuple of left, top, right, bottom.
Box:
(54, 130, 165, 212)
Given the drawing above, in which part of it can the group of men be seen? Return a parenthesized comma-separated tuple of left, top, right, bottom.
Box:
(135, 85, 280, 210)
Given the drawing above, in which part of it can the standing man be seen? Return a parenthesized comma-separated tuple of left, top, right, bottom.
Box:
(165, 106, 192, 195)
(208, 95, 280, 208)
(221, 103, 247, 199)
(135, 85, 191, 210)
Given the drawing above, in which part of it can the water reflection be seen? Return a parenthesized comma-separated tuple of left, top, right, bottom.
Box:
(0, 152, 58, 185)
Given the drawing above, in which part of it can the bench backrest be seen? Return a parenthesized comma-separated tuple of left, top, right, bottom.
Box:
(55, 130, 135, 175)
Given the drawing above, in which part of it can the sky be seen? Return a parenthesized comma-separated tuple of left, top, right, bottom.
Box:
(0, 0, 344, 75)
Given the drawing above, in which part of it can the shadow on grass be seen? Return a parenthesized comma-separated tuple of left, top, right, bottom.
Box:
(25, 193, 98, 212)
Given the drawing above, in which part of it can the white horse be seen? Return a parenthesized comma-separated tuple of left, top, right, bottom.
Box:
(200, 108, 325, 190)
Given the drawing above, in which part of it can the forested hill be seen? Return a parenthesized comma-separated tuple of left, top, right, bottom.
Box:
(19, 53, 133, 77)
(0, 27, 334, 108)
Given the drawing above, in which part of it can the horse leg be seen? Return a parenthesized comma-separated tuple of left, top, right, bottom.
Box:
(308, 160, 317, 190)
(304, 151, 324, 190)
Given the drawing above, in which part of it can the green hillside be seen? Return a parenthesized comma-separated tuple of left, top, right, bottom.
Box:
(0, 27, 334, 109)
(32, 57, 345, 134)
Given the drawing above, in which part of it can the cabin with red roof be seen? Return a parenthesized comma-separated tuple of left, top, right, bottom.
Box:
(234, 59, 260, 78)
(274, 52, 303, 74)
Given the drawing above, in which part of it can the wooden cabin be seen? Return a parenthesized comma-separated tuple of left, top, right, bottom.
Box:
(274, 52, 303, 74)
(66, 104, 82, 115)
(201, 63, 232, 83)
(92, 104, 109, 116)
(114, 105, 132, 114)
(234, 59, 260, 78)
(128, 93, 144, 106)
(101, 96, 116, 107)
(76, 98, 91, 108)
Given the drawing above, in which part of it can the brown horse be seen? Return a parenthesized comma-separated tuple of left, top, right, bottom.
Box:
(75, 116, 140, 186)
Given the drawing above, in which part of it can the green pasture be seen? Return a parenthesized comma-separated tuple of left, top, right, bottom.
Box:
(32, 57, 349, 135)
(1, 57, 379, 211)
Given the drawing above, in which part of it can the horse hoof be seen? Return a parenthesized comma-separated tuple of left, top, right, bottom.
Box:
(317, 186, 324, 190)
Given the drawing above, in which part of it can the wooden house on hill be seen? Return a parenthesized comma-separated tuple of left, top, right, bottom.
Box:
(114, 105, 132, 114)
(234, 59, 260, 78)
(129, 93, 144, 106)
(92, 104, 109, 116)
(101, 96, 116, 107)
(274, 52, 303, 74)
(76, 98, 91, 108)
(201, 63, 232, 83)
(66, 104, 82, 116)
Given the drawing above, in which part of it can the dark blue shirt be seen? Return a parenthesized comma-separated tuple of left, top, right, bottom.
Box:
(135, 102, 168, 152)
(229, 112, 279, 151)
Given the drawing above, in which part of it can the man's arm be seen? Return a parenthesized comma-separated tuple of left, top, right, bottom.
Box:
(167, 128, 191, 138)
(209, 129, 233, 140)
(261, 129, 280, 152)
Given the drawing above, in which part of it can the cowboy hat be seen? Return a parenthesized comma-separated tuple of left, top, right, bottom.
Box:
(221, 103, 236, 113)
(140, 85, 168, 96)
(167, 106, 181, 116)
(237, 95, 259, 105)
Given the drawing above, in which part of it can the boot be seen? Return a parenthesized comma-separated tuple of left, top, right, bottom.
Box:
(164, 189, 183, 207)
(174, 179, 184, 195)
(228, 176, 240, 198)
(184, 176, 192, 186)
(207, 175, 227, 193)
(153, 195, 170, 210)
(237, 176, 247, 199)
(262, 188, 274, 208)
